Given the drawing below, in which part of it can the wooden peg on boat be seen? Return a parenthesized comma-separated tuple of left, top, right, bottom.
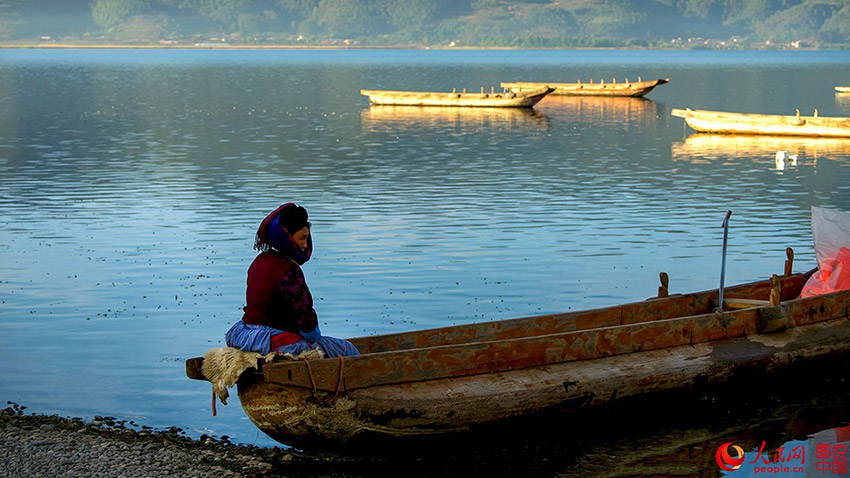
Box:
(462, 88, 466, 94)
(658, 272, 669, 298)
(769, 274, 781, 306)
(638, 76, 642, 82)
(814, 109, 818, 118)
(481, 87, 484, 94)
(784, 247, 794, 276)
(453, 88, 456, 94)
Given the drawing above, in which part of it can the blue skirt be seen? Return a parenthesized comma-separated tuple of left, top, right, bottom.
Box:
(225, 320, 360, 358)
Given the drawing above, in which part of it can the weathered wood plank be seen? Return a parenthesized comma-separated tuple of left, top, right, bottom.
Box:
(725, 298, 771, 309)
(263, 308, 762, 392)
(264, 284, 848, 393)
(349, 272, 811, 353)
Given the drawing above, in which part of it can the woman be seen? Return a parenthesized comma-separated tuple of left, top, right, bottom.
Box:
(225, 203, 359, 358)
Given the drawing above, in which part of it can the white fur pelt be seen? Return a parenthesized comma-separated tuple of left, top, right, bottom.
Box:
(202, 347, 270, 406)
(201, 346, 325, 408)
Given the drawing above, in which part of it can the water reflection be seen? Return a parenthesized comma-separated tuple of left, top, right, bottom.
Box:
(536, 96, 660, 128)
(554, 375, 850, 478)
(326, 363, 850, 478)
(672, 133, 850, 168)
(360, 105, 549, 133)
(837, 92, 850, 115)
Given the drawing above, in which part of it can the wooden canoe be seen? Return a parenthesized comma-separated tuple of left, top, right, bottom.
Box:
(186, 253, 850, 450)
(501, 78, 669, 97)
(360, 86, 554, 108)
(671, 108, 850, 137)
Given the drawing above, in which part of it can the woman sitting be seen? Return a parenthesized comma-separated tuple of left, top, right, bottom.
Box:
(225, 203, 359, 358)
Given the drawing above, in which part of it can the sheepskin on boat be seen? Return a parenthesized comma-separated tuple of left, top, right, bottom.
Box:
(201, 346, 324, 414)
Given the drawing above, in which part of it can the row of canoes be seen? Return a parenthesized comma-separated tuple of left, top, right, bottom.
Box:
(361, 77, 671, 108)
(361, 80, 850, 137)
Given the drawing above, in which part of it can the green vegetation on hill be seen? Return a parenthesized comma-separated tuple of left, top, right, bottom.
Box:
(1, 0, 849, 47)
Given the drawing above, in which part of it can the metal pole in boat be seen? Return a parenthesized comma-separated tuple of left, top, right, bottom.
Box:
(717, 210, 732, 312)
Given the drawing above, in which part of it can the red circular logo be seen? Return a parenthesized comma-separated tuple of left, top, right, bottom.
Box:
(716, 442, 746, 471)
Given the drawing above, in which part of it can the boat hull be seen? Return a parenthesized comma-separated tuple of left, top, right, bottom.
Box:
(360, 87, 553, 108)
(238, 314, 850, 449)
(501, 79, 669, 97)
(186, 265, 850, 450)
(672, 108, 850, 137)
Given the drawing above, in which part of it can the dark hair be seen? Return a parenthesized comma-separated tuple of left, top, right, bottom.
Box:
(254, 203, 310, 252)
(278, 204, 310, 235)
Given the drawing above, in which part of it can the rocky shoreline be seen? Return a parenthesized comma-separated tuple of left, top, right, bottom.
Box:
(0, 403, 367, 478)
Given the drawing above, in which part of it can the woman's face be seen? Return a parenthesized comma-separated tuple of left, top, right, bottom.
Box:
(291, 226, 310, 251)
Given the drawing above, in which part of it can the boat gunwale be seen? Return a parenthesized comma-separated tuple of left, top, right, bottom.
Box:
(348, 270, 812, 353)
(262, 272, 846, 393)
(360, 86, 551, 97)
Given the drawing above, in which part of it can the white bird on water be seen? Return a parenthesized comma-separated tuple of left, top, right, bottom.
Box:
(775, 150, 798, 170)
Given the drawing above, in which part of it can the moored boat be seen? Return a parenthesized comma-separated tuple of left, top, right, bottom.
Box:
(360, 86, 553, 108)
(501, 78, 669, 97)
(672, 108, 850, 137)
(186, 251, 850, 450)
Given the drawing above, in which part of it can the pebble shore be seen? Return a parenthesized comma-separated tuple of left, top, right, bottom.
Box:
(0, 403, 361, 478)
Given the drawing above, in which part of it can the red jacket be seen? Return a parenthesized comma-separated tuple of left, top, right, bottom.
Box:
(241, 251, 318, 334)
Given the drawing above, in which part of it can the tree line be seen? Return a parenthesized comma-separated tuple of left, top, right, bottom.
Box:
(1, 0, 849, 47)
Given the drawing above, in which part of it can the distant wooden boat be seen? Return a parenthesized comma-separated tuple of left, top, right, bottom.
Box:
(360, 86, 553, 108)
(501, 77, 669, 97)
(836, 87, 850, 93)
(672, 108, 850, 137)
(187, 250, 850, 450)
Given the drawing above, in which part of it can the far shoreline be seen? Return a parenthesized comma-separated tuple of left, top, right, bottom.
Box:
(0, 42, 830, 52)
(0, 43, 398, 50)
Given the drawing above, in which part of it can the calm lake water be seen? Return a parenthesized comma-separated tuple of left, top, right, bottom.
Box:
(2, 48, 850, 476)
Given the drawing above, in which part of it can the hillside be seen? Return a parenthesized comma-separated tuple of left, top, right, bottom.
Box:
(1, 0, 849, 48)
